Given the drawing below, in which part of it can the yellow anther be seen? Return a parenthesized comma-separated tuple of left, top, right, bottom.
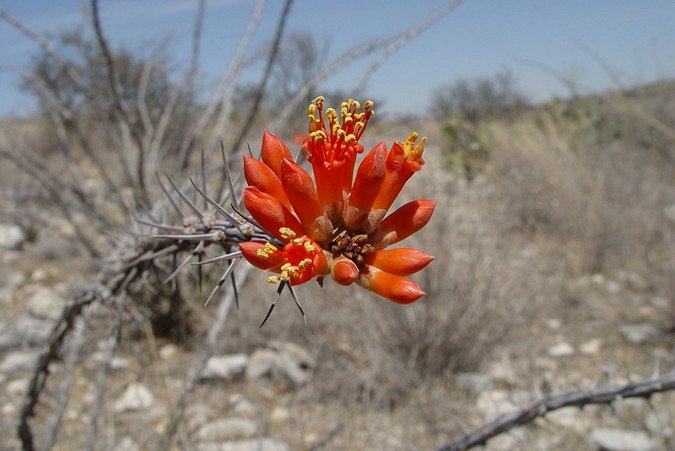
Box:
(401, 132, 426, 161)
(313, 96, 324, 105)
(291, 238, 304, 246)
(308, 104, 316, 115)
(312, 130, 327, 142)
(364, 100, 374, 109)
(279, 227, 296, 240)
(256, 242, 278, 258)
(268, 273, 289, 283)
(303, 241, 316, 252)
(346, 134, 356, 143)
(298, 258, 313, 270)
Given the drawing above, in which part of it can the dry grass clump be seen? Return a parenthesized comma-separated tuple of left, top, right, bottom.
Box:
(485, 101, 675, 279)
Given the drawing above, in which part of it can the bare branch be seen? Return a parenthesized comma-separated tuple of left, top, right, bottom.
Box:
(439, 369, 675, 451)
(148, 0, 205, 169)
(267, 34, 401, 132)
(90, 0, 148, 204)
(18, 290, 103, 450)
(355, 0, 462, 92)
(42, 308, 91, 451)
(177, 0, 266, 169)
(0, 9, 88, 93)
(228, 0, 294, 156)
(86, 314, 122, 451)
(137, 59, 155, 138)
(0, 147, 102, 257)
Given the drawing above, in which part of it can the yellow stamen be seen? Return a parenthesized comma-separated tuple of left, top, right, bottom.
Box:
(402, 132, 426, 161)
(256, 242, 278, 258)
(310, 98, 374, 143)
(279, 227, 296, 240)
(303, 241, 316, 252)
(298, 258, 313, 270)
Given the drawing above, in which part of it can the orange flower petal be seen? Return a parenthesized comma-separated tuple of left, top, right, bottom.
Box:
(243, 156, 292, 211)
(280, 159, 333, 245)
(311, 161, 348, 223)
(371, 142, 408, 212)
(372, 135, 425, 212)
(261, 130, 292, 178)
(364, 248, 435, 276)
(343, 141, 387, 232)
(369, 199, 437, 248)
(357, 266, 425, 304)
(242, 187, 303, 242)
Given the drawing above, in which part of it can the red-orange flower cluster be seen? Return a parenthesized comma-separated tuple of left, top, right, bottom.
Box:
(240, 97, 436, 303)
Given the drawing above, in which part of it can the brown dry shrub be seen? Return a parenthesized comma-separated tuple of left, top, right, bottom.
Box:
(486, 106, 674, 277)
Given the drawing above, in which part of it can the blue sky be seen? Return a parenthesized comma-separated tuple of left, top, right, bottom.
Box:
(1, 0, 674, 117)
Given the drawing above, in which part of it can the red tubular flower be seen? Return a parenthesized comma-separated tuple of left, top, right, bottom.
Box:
(369, 133, 426, 226)
(280, 159, 333, 246)
(239, 97, 436, 307)
(356, 266, 425, 304)
(342, 141, 387, 233)
(303, 96, 374, 223)
(240, 233, 328, 286)
(242, 187, 303, 242)
(369, 199, 437, 249)
(243, 156, 292, 211)
(261, 130, 292, 178)
(364, 248, 434, 276)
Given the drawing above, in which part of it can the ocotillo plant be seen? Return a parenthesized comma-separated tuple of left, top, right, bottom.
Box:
(151, 96, 437, 326)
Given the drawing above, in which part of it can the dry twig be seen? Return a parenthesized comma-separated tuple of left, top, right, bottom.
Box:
(439, 369, 675, 451)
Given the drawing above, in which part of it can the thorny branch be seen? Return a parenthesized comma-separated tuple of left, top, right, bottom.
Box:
(16, 169, 268, 449)
(439, 369, 675, 451)
(355, 0, 463, 92)
(19, 287, 101, 451)
(90, 0, 148, 204)
(178, 0, 266, 169)
(228, 0, 294, 157)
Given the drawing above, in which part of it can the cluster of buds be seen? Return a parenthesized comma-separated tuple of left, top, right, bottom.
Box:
(240, 97, 436, 304)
